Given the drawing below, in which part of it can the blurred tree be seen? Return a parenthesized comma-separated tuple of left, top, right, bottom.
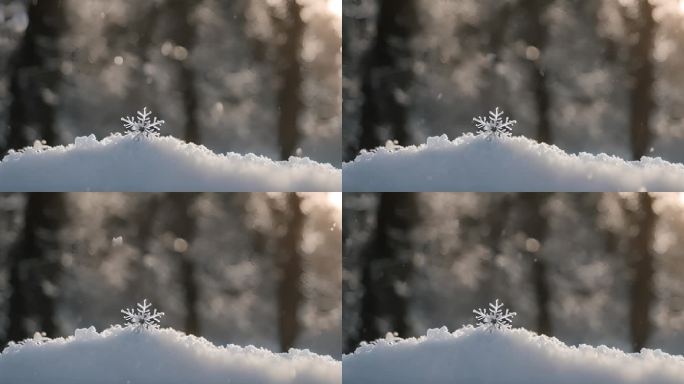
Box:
(272, 0, 305, 160)
(3, 0, 65, 153)
(5, 193, 66, 345)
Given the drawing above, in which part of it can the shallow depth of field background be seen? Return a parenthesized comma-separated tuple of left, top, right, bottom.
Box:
(0, 0, 341, 164)
(343, 0, 684, 163)
(343, 193, 684, 355)
(0, 192, 342, 357)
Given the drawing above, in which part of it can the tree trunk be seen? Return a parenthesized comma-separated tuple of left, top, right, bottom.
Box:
(6, 193, 66, 344)
(354, 193, 417, 349)
(274, 0, 305, 160)
(629, 193, 656, 351)
(276, 193, 305, 351)
(4, 0, 65, 153)
(358, 0, 419, 151)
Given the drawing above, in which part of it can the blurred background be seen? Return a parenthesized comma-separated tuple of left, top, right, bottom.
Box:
(343, 193, 684, 355)
(0, 192, 342, 357)
(0, 0, 341, 165)
(343, 0, 684, 163)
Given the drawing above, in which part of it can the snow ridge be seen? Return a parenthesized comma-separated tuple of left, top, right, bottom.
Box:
(343, 326, 684, 384)
(343, 134, 684, 191)
(0, 134, 340, 191)
(0, 326, 341, 384)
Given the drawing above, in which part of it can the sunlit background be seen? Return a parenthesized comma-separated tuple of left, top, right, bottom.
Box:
(343, 0, 684, 163)
(0, 0, 341, 164)
(343, 193, 684, 355)
(0, 192, 342, 357)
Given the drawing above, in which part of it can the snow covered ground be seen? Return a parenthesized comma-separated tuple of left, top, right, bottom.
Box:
(0, 134, 341, 191)
(343, 134, 684, 191)
(0, 326, 341, 384)
(343, 326, 684, 384)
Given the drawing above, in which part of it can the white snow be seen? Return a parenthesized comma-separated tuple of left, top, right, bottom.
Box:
(0, 326, 341, 384)
(343, 326, 684, 384)
(0, 134, 341, 191)
(343, 134, 684, 191)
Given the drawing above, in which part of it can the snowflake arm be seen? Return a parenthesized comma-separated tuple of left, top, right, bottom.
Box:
(473, 299, 516, 331)
(473, 107, 517, 138)
(121, 107, 165, 138)
(121, 299, 165, 330)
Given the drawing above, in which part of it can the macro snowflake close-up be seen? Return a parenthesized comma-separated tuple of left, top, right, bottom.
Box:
(473, 299, 517, 331)
(121, 299, 165, 331)
(473, 107, 517, 138)
(121, 107, 165, 138)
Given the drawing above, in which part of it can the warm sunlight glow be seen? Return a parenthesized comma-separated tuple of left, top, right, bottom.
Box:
(327, 0, 342, 18)
(327, 192, 342, 210)
(678, 193, 684, 205)
(680, 0, 684, 13)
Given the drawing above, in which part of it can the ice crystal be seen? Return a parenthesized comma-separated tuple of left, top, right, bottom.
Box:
(473, 299, 516, 331)
(121, 299, 165, 331)
(473, 107, 517, 138)
(121, 107, 165, 138)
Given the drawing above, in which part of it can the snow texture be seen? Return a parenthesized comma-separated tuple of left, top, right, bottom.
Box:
(343, 326, 684, 384)
(473, 299, 516, 331)
(0, 134, 340, 191)
(121, 299, 164, 331)
(343, 133, 684, 191)
(121, 107, 165, 138)
(0, 326, 340, 384)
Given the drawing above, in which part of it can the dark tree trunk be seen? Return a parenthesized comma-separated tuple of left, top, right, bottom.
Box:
(273, 0, 305, 159)
(358, 0, 419, 151)
(6, 193, 66, 345)
(165, 1, 200, 144)
(354, 193, 417, 349)
(167, 193, 201, 336)
(4, 0, 65, 154)
(276, 193, 305, 351)
(520, 193, 553, 336)
(629, 193, 656, 351)
(627, 0, 656, 160)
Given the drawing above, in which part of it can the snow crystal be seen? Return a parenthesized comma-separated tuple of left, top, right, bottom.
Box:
(343, 133, 684, 191)
(473, 107, 516, 138)
(121, 299, 164, 331)
(473, 299, 516, 331)
(0, 326, 340, 384)
(121, 107, 165, 138)
(343, 326, 684, 384)
(0, 134, 340, 191)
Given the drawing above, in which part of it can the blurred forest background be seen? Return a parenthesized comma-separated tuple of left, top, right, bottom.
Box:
(0, 0, 341, 165)
(343, 0, 684, 164)
(343, 193, 684, 356)
(0, 192, 342, 357)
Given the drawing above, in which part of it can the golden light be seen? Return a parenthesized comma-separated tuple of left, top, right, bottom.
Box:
(680, 0, 684, 13)
(327, 192, 342, 210)
(327, 0, 342, 18)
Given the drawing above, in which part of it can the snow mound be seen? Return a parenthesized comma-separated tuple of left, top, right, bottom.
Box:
(0, 134, 340, 191)
(343, 326, 684, 384)
(0, 326, 341, 384)
(343, 134, 684, 191)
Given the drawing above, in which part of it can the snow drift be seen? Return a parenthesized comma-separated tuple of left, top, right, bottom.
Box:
(343, 134, 684, 191)
(0, 134, 340, 191)
(0, 326, 340, 384)
(343, 326, 684, 384)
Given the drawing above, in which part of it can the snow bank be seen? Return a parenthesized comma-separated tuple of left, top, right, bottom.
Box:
(0, 134, 340, 191)
(343, 326, 684, 384)
(0, 326, 340, 384)
(343, 134, 684, 191)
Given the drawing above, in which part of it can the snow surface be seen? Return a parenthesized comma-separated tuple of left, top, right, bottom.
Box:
(343, 326, 684, 384)
(343, 134, 684, 191)
(0, 326, 341, 384)
(0, 134, 340, 191)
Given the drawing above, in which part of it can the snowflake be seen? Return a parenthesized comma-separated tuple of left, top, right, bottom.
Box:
(473, 299, 517, 331)
(121, 299, 165, 331)
(121, 107, 165, 138)
(473, 107, 517, 138)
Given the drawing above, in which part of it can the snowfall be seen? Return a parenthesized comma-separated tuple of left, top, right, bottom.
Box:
(0, 134, 341, 191)
(0, 326, 341, 384)
(342, 134, 684, 191)
(342, 326, 684, 384)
